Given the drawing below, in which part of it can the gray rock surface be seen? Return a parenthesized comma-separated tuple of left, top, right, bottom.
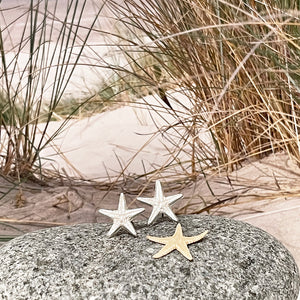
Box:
(0, 215, 299, 300)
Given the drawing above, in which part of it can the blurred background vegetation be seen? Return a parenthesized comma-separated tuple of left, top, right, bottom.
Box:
(1, 0, 300, 182)
(104, 0, 300, 179)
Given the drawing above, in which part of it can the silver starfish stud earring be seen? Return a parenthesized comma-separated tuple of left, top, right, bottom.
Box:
(99, 193, 145, 237)
(137, 180, 183, 225)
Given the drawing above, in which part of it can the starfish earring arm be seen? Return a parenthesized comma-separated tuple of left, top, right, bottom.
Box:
(152, 243, 177, 259)
(123, 220, 138, 236)
(175, 243, 193, 260)
(136, 197, 155, 206)
(184, 230, 209, 244)
(107, 223, 122, 237)
(147, 235, 172, 244)
(148, 208, 163, 225)
(98, 209, 119, 219)
(137, 180, 183, 224)
(165, 194, 183, 204)
(162, 207, 178, 222)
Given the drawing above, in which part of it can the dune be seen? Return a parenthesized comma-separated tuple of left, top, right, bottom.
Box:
(38, 91, 213, 180)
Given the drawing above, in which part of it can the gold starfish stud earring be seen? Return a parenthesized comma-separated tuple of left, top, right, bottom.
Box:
(147, 223, 208, 260)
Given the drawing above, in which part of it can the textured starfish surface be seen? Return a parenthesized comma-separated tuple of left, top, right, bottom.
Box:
(137, 180, 183, 225)
(99, 193, 145, 237)
(147, 223, 208, 260)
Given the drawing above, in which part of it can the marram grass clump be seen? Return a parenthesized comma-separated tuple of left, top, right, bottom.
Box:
(105, 0, 300, 178)
(0, 0, 103, 178)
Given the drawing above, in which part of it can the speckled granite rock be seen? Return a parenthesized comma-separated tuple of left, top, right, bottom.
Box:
(0, 215, 299, 300)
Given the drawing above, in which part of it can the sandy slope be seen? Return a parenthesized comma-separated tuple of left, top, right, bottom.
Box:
(38, 92, 197, 179)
